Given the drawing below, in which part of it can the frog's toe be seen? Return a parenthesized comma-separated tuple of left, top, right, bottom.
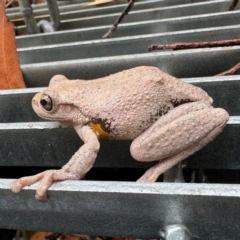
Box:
(10, 172, 46, 196)
(35, 192, 48, 203)
(10, 179, 23, 193)
(35, 170, 55, 202)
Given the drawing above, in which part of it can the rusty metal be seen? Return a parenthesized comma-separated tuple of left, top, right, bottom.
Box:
(229, 0, 239, 10)
(148, 38, 240, 51)
(216, 62, 240, 76)
(5, 0, 14, 8)
(102, 0, 136, 38)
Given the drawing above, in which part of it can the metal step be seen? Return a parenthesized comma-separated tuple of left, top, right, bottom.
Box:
(1, 180, 240, 239)
(18, 25, 240, 64)
(6, 0, 91, 13)
(0, 117, 239, 169)
(15, 0, 237, 35)
(6, 0, 101, 15)
(8, 0, 207, 23)
(0, 75, 239, 121)
(20, 46, 240, 87)
(1, 0, 240, 239)
(16, 11, 240, 47)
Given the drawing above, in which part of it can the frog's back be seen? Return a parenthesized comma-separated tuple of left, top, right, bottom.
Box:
(89, 66, 211, 105)
(94, 66, 165, 88)
(79, 66, 212, 139)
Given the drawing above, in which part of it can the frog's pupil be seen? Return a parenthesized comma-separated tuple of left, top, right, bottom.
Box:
(40, 99, 47, 106)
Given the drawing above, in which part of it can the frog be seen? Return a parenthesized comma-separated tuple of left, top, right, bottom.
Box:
(10, 66, 229, 202)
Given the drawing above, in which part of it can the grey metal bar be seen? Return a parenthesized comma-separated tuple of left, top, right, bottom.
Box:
(17, 25, 240, 64)
(37, 19, 55, 33)
(163, 163, 185, 183)
(0, 121, 147, 168)
(20, 46, 240, 87)
(9, 0, 209, 25)
(49, 0, 211, 21)
(5, 0, 156, 20)
(7, 2, 99, 21)
(6, 0, 210, 20)
(18, 0, 40, 34)
(185, 117, 240, 169)
(1, 180, 240, 239)
(15, 0, 234, 35)
(16, 11, 240, 47)
(18, 0, 60, 34)
(45, 0, 60, 31)
(6, 0, 90, 14)
(0, 88, 43, 123)
(0, 117, 239, 169)
(0, 75, 239, 121)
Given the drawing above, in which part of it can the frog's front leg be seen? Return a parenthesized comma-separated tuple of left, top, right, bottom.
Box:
(130, 102, 229, 182)
(10, 125, 100, 202)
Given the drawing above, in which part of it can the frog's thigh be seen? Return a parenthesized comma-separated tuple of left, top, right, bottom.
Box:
(130, 107, 228, 162)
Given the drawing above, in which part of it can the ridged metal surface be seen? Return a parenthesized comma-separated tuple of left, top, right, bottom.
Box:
(16, 11, 240, 47)
(2, 0, 240, 239)
(20, 46, 240, 87)
(6, 0, 91, 14)
(1, 75, 239, 122)
(8, 0, 207, 24)
(17, 25, 240, 64)
(14, 0, 237, 34)
(0, 117, 239, 169)
(1, 180, 240, 239)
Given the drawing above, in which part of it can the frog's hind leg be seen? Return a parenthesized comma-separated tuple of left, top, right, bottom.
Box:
(130, 104, 229, 182)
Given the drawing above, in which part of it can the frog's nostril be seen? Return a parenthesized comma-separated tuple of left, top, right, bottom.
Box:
(32, 98, 38, 107)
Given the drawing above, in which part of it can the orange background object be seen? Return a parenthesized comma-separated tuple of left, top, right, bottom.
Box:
(0, 1, 26, 89)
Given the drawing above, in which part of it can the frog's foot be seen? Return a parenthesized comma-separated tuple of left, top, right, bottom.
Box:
(10, 169, 79, 202)
(11, 126, 99, 202)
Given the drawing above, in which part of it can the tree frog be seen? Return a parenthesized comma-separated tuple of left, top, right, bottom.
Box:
(10, 66, 229, 202)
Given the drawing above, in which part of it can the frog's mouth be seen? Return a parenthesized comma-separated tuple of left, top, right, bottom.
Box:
(36, 114, 66, 121)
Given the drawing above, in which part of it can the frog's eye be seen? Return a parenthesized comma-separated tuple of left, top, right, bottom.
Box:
(40, 94, 52, 111)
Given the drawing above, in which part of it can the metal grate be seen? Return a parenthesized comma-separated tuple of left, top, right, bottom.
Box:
(1, 0, 240, 239)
